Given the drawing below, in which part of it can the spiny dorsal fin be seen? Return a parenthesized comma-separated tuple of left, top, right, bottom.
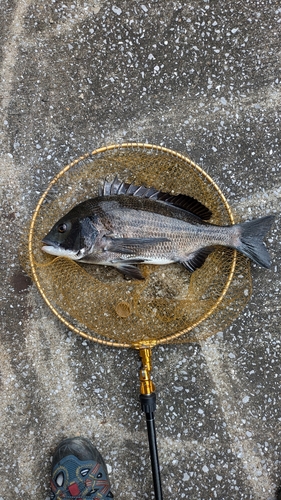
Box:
(99, 175, 212, 221)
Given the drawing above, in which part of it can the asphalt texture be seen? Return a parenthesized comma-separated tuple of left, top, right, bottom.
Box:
(0, 1, 280, 499)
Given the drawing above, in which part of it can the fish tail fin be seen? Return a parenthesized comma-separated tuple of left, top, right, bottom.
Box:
(236, 215, 275, 268)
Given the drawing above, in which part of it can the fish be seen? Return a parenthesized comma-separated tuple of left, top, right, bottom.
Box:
(42, 176, 275, 280)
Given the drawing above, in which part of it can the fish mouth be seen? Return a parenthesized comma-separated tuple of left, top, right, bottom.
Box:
(42, 237, 60, 255)
(42, 237, 59, 248)
(41, 239, 82, 260)
(42, 236, 61, 254)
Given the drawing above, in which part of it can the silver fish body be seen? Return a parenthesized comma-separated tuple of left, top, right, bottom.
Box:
(42, 177, 275, 280)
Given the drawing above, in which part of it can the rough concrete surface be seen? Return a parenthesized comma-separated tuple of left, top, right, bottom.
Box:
(0, 1, 280, 499)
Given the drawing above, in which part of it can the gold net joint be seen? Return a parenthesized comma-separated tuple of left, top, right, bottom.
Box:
(139, 348, 155, 395)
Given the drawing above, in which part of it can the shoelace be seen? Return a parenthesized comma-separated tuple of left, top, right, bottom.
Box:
(53, 493, 113, 499)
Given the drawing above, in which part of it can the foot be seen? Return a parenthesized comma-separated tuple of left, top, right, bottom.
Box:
(50, 437, 114, 499)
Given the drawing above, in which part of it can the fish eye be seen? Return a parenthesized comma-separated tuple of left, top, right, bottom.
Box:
(58, 223, 67, 233)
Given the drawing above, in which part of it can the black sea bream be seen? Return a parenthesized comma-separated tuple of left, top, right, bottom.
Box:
(42, 177, 275, 280)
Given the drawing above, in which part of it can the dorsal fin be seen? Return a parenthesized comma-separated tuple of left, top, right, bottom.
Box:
(99, 175, 212, 221)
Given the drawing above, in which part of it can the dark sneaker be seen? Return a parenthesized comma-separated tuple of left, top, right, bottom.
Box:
(50, 437, 114, 499)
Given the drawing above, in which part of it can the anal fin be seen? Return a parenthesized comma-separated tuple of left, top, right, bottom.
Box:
(181, 247, 215, 273)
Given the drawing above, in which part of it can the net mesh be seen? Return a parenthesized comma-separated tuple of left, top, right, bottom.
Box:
(25, 144, 252, 347)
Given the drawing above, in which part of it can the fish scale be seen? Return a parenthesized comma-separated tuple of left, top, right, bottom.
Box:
(104, 207, 231, 260)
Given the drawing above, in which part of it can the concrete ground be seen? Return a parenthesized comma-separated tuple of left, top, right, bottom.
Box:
(0, 1, 280, 498)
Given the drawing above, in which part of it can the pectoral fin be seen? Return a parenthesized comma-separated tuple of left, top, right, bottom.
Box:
(181, 247, 215, 273)
(103, 236, 170, 254)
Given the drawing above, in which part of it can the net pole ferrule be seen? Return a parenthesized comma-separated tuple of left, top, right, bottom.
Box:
(139, 348, 155, 395)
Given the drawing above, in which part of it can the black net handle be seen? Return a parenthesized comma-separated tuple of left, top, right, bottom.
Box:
(140, 393, 163, 500)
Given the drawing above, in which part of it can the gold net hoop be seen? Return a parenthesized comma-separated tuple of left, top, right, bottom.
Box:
(28, 143, 252, 348)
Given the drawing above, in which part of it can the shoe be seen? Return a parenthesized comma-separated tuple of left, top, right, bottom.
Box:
(50, 437, 114, 499)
